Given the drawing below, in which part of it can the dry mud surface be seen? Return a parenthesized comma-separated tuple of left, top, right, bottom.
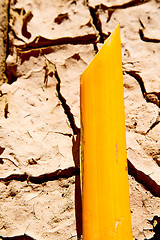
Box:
(0, 0, 160, 239)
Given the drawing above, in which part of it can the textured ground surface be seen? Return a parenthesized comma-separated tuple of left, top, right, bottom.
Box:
(0, 0, 8, 84)
(0, 0, 160, 239)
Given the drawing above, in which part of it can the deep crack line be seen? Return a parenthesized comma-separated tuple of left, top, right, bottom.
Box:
(139, 28, 160, 43)
(128, 159, 160, 197)
(125, 70, 160, 107)
(55, 66, 80, 135)
(0, 166, 80, 184)
(146, 111, 160, 134)
(97, 0, 150, 11)
(0, 160, 159, 197)
(0, 234, 36, 240)
(15, 34, 99, 52)
(92, 0, 150, 27)
(125, 70, 146, 97)
(88, 6, 109, 43)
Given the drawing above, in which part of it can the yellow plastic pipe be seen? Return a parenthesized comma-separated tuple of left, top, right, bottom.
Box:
(80, 25, 133, 240)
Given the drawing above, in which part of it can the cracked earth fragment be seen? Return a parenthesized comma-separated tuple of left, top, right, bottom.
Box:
(0, 0, 160, 239)
(10, 0, 98, 44)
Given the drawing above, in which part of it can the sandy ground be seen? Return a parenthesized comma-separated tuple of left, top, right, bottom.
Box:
(0, 0, 160, 239)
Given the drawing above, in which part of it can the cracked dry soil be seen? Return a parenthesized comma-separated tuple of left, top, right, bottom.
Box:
(0, 0, 160, 239)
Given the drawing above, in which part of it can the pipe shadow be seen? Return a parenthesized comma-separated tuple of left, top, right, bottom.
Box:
(72, 129, 82, 239)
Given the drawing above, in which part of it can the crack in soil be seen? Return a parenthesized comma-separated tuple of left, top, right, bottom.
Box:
(146, 111, 160, 134)
(3, 2, 159, 239)
(54, 66, 80, 136)
(125, 70, 160, 107)
(94, 0, 150, 23)
(10, 28, 26, 43)
(88, 6, 109, 43)
(93, 43, 99, 54)
(0, 157, 18, 167)
(43, 57, 82, 238)
(125, 70, 160, 132)
(21, 11, 33, 39)
(97, 0, 150, 11)
(0, 234, 36, 240)
(139, 28, 160, 43)
(0, 160, 159, 197)
(0, 166, 80, 184)
(15, 34, 99, 53)
(128, 159, 160, 197)
(16, 34, 100, 63)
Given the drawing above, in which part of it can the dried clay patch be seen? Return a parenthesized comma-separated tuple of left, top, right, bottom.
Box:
(0, 0, 159, 240)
